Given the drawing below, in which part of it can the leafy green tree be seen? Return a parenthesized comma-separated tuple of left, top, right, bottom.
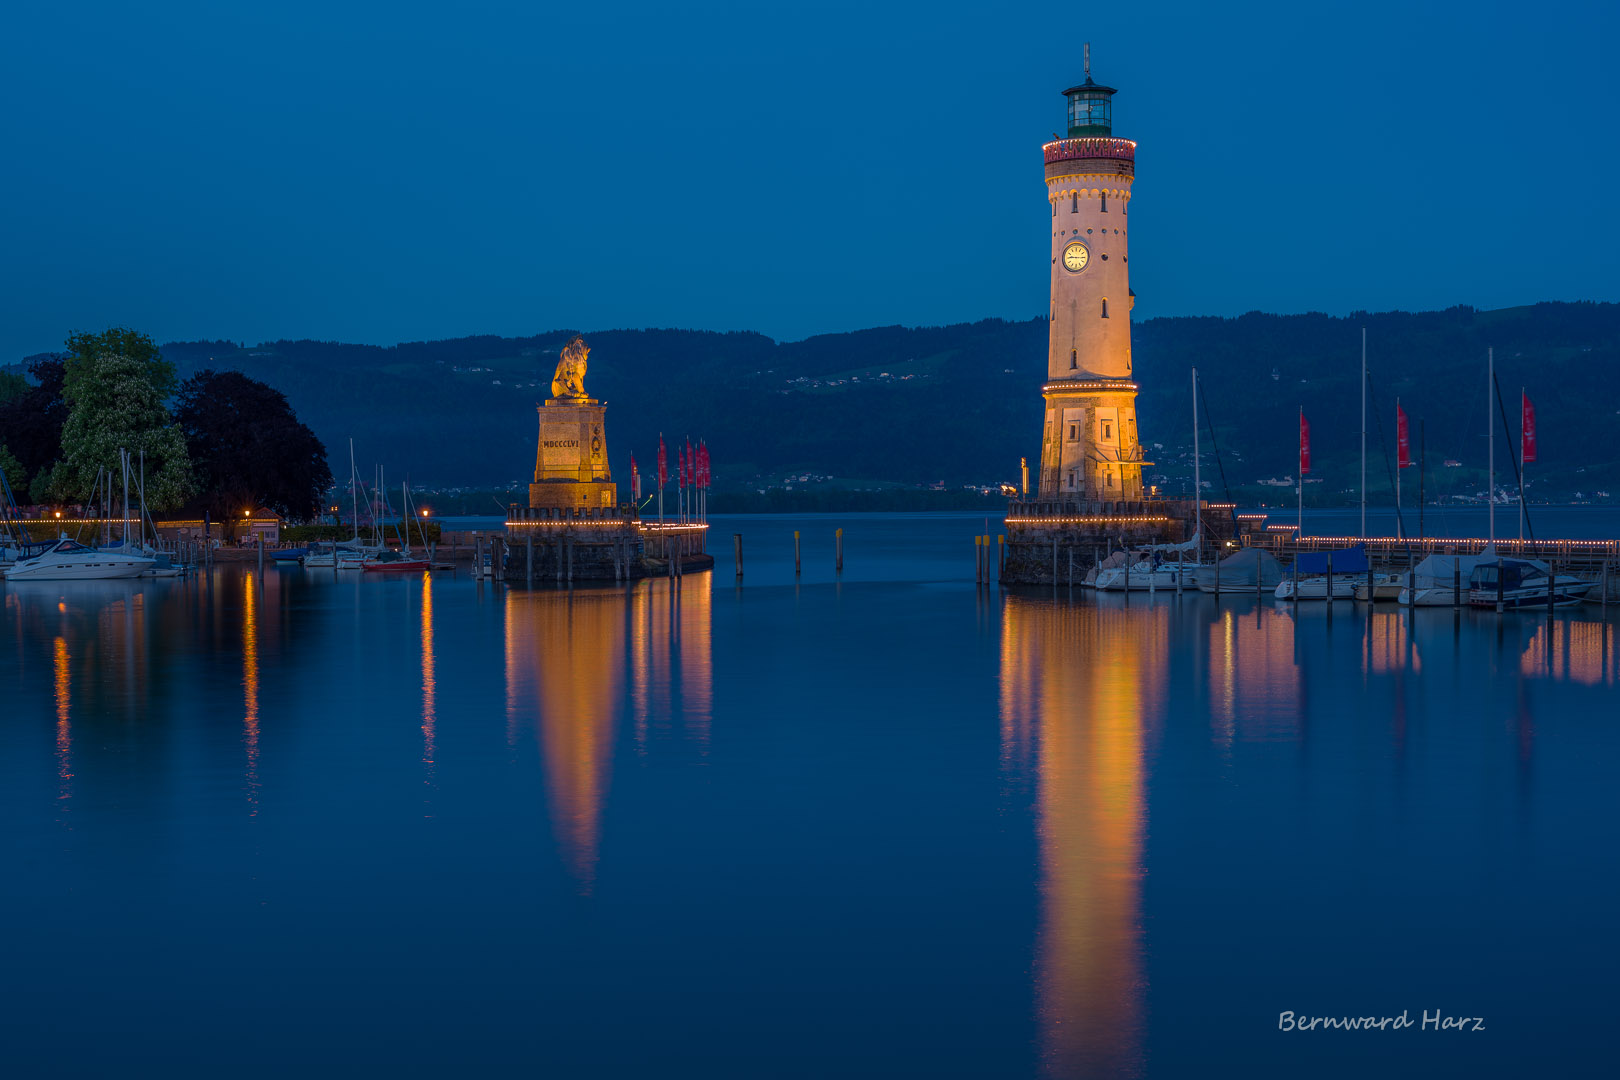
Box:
(0, 370, 28, 404)
(50, 329, 194, 510)
(0, 357, 70, 503)
(176, 369, 332, 523)
(0, 442, 25, 495)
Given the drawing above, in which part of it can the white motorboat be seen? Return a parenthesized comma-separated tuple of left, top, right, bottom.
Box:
(1468, 560, 1595, 610)
(1274, 575, 1357, 600)
(3, 537, 154, 581)
(1094, 559, 1195, 591)
(1353, 574, 1405, 602)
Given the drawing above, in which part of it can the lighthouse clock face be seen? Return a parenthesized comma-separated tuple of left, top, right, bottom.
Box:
(1063, 241, 1090, 273)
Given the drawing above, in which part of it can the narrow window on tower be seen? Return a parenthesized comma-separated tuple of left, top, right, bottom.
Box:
(1070, 349, 1077, 370)
(1068, 424, 1077, 441)
(1100, 193, 1108, 212)
(1104, 423, 1113, 440)
(1070, 193, 1077, 213)
(1052, 201, 1056, 217)
(1101, 298, 1109, 319)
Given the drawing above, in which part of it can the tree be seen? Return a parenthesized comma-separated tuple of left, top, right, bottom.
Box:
(0, 357, 70, 503)
(0, 370, 28, 404)
(48, 329, 194, 510)
(176, 369, 332, 524)
(0, 442, 25, 495)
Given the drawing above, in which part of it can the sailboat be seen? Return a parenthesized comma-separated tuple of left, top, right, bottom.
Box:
(362, 480, 431, 572)
(306, 440, 383, 568)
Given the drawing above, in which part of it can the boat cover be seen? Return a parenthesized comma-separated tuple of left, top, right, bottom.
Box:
(1193, 547, 1283, 589)
(1409, 546, 1545, 584)
(1293, 544, 1369, 574)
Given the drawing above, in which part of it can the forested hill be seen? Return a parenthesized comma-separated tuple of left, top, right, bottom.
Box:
(39, 301, 1618, 501)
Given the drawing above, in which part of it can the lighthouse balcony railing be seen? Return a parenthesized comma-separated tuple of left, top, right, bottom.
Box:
(1042, 137, 1136, 165)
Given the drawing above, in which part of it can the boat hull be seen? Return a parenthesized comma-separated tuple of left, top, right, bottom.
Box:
(6, 558, 153, 581)
(1275, 577, 1358, 600)
(1094, 564, 1194, 591)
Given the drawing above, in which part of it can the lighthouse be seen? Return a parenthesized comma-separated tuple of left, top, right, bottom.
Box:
(1037, 49, 1145, 501)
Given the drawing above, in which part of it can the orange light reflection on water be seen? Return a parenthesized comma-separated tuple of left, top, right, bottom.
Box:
(53, 635, 72, 802)
(1000, 597, 1154, 1078)
(421, 571, 437, 778)
(1521, 619, 1617, 685)
(243, 572, 260, 810)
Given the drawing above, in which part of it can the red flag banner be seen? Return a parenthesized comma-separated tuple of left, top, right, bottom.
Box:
(1396, 404, 1411, 468)
(699, 443, 709, 487)
(657, 436, 667, 487)
(1299, 411, 1311, 476)
(1522, 393, 1536, 463)
(677, 446, 685, 489)
(685, 437, 694, 488)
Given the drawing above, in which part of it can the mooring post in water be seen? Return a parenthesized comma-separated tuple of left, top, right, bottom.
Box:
(1213, 554, 1221, 600)
(973, 536, 981, 583)
(526, 530, 533, 586)
(734, 533, 743, 578)
(1068, 547, 1074, 589)
(257, 533, 263, 574)
(998, 536, 1005, 581)
(836, 528, 844, 574)
(794, 531, 801, 577)
(1366, 561, 1373, 604)
(1603, 559, 1609, 610)
(566, 536, 574, 585)
(1454, 557, 1461, 608)
(1326, 552, 1334, 606)
(1051, 539, 1057, 584)
(1548, 559, 1555, 615)
(1290, 557, 1297, 606)
(1496, 556, 1505, 613)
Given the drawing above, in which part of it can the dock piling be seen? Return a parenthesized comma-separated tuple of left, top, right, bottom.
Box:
(794, 531, 801, 577)
(734, 533, 743, 578)
(836, 528, 843, 574)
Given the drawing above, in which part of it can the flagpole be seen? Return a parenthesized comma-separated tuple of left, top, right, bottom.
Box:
(1519, 385, 1526, 543)
(1488, 349, 1495, 544)
(1360, 327, 1367, 539)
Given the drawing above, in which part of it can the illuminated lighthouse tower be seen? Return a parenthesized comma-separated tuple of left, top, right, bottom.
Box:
(1038, 50, 1144, 500)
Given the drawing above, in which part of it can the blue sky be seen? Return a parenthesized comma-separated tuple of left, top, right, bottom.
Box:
(2, 0, 1616, 362)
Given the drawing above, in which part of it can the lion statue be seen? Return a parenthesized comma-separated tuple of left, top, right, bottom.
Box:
(551, 335, 590, 399)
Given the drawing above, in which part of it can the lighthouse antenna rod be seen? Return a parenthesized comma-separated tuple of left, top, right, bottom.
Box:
(1084, 42, 1091, 78)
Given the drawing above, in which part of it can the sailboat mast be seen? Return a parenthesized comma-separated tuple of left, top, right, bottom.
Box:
(1395, 397, 1401, 540)
(1298, 406, 1304, 538)
(349, 439, 360, 544)
(1519, 385, 1526, 543)
(1192, 367, 1201, 562)
(122, 448, 130, 546)
(1488, 348, 1495, 543)
(1360, 327, 1366, 539)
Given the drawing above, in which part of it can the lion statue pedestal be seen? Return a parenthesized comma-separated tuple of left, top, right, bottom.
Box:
(530, 336, 617, 513)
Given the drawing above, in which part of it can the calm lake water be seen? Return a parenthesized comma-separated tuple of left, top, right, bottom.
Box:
(3, 511, 1618, 1078)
